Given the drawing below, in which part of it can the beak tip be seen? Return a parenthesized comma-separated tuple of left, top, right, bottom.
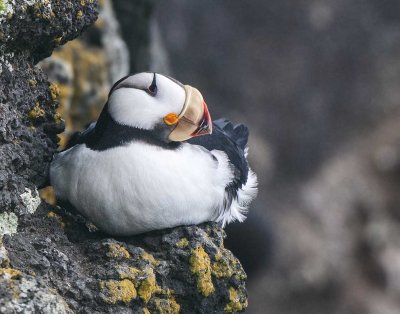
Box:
(190, 101, 212, 137)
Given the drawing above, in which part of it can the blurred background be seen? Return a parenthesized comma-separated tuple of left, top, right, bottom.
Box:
(40, 1, 400, 313)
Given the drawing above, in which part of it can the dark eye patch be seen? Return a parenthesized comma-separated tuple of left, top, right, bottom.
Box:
(108, 73, 158, 98)
(147, 72, 158, 96)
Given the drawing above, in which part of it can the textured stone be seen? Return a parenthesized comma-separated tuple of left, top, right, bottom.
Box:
(0, 0, 98, 220)
(3, 205, 247, 313)
(0, 270, 73, 314)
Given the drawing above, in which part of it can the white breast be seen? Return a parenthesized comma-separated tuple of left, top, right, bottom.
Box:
(50, 142, 233, 235)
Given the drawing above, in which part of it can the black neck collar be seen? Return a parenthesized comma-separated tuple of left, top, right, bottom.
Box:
(85, 103, 181, 151)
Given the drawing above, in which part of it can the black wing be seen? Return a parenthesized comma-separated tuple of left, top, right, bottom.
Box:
(63, 122, 97, 151)
(187, 118, 249, 194)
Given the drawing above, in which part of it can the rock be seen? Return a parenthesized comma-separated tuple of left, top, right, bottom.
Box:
(0, 0, 97, 223)
(3, 205, 247, 313)
(0, 1, 248, 312)
(0, 268, 73, 314)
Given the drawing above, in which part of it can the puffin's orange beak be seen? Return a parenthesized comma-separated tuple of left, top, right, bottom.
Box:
(166, 85, 212, 142)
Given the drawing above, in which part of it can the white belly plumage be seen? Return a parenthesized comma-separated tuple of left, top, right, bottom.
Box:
(50, 141, 233, 235)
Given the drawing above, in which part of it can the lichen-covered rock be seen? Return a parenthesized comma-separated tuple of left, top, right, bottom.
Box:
(0, 268, 73, 314)
(0, 0, 98, 226)
(0, 0, 98, 62)
(3, 205, 247, 313)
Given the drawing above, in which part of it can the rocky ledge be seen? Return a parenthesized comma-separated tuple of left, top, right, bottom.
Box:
(0, 0, 248, 313)
(1, 205, 247, 313)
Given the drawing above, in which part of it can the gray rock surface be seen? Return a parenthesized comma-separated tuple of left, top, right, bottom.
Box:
(0, 0, 97, 224)
(4, 205, 247, 313)
(0, 268, 73, 314)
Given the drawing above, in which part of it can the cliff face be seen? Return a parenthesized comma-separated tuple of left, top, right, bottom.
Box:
(0, 1, 247, 313)
(0, 0, 98, 236)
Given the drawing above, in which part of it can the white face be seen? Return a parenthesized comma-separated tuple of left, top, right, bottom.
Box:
(107, 73, 186, 130)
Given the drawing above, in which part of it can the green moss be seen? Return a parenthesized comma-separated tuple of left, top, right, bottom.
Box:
(189, 246, 214, 297)
(99, 279, 137, 304)
(0, 0, 4, 14)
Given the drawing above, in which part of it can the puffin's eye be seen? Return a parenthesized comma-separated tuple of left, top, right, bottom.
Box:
(147, 73, 158, 96)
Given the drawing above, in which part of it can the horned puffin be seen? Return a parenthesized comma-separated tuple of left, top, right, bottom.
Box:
(50, 72, 258, 236)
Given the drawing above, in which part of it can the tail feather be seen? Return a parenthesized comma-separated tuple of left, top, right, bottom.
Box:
(214, 118, 249, 150)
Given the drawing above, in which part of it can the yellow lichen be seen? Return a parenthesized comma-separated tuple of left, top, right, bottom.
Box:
(76, 10, 83, 18)
(117, 265, 141, 286)
(99, 279, 137, 304)
(28, 79, 37, 88)
(49, 82, 60, 101)
(107, 243, 130, 259)
(28, 103, 45, 119)
(46, 211, 65, 228)
(138, 268, 159, 303)
(0, 268, 22, 279)
(189, 246, 215, 297)
(53, 36, 63, 44)
(143, 308, 150, 314)
(142, 251, 160, 266)
(224, 287, 247, 313)
(53, 112, 63, 125)
(176, 238, 189, 248)
(80, 0, 86, 5)
(118, 265, 161, 303)
(32, 1, 53, 20)
(152, 297, 180, 314)
(39, 186, 57, 205)
(212, 252, 234, 279)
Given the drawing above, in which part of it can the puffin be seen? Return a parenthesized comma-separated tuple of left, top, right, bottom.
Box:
(50, 72, 258, 236)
